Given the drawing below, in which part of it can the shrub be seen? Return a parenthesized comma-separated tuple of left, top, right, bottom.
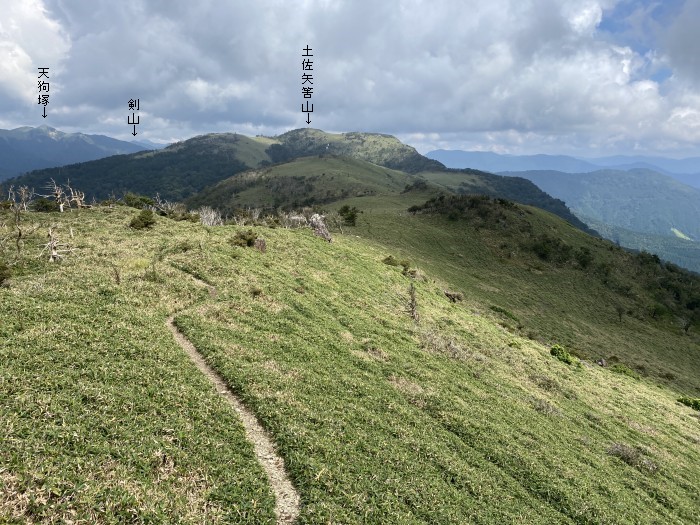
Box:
(129, 209, 156, 230)
(678, 397, 700, 411)
(383, 255, 410, 271)
(444, 290, 464, 303)
(232, 229, 258, 247)
(530, 235, 573, 264)
(575, 246, 594, 269)
(124, 193, 154, 209)
(531, 398, 561, 417)
(338, 205, 359, 226)
(550, 344, 576, 365)
(383, 255, 400, 266)
(402, 179, 428, 193)
(34, 197, 60, 212)
(250, 285, 263, 298)
(609, 363, 641, 380)
(254, 238, 267, 253)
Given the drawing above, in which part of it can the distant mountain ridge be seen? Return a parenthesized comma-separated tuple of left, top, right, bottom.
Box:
(498, 168, 700, 240)
(0, 125, 147, 181)
(427, 149, 700, 188)
(3, 127, 592, 235)
(493, 168, 700, 271)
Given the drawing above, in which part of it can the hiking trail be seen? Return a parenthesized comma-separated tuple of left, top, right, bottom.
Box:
(166, 275, 300, 524)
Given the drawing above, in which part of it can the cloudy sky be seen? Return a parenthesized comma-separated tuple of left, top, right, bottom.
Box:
(2, 0, 700, 157)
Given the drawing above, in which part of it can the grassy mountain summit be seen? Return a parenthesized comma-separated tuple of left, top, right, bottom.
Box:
(1, 200, 699, 523)
(266, 128, 444, 173)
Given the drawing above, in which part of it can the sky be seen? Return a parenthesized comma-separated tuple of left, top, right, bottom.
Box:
(1, 0, 700, 157)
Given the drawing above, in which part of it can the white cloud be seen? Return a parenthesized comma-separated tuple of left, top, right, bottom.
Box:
(0, 0, 70, 110)
(0, 0, 698, 157)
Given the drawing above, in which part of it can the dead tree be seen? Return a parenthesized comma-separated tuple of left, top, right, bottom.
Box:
(46, 179, 69, 212)
(325, 211, 344, 235)
(198, 206, 224, 226)
(408, 283, 420, 322)
(154, 193, 178, 216)
(280, 212, 308, 229)
(5, 186, 37, 255)
(17, 186, 33, 211)
(40, 226, 72, 262)
(309, 213, 332, 242)
(66, 181, 88, 209)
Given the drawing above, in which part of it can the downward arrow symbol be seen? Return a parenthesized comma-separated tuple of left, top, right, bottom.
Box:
(132, 124, 137, 136)
(42, 107, 47, 119)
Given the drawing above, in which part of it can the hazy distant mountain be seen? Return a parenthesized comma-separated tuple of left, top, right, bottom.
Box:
(499, 168, 700, 241)
(427, 150, 599, 173)
(0, 125, 146, 181)
(427, 149, 700, 188)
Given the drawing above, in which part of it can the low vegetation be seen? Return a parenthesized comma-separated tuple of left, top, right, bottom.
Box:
(678, 396, 700, 411)
(129, 209, 157, 229)
(2, 205, 698, 523)
(550, 344, 577, 365)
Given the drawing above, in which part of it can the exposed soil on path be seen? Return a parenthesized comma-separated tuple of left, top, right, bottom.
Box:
(166, 276, 300, 524)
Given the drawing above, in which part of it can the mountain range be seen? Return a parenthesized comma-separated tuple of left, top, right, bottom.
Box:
(0, 125, 155, 182)
(2, 128, 588, 232)
(427, 149, 700, 188)
(6, 127, 700, 271)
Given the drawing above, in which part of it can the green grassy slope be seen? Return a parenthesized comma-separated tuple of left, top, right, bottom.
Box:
(2, 206, 699, 524)
(186, 155, 425, 212)
(419, 168, 595, 234)
(334, 193, 700, 395)
(0, 209, 275, 523)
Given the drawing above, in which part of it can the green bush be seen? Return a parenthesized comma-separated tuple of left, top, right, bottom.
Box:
(531, 235, 573, 264)
(129, 209, 156, 230)
(124, 192, 155, 209)
(575, 246, 594, 269)
(550, 344, 576, 365)
(678, 396, 700, 411)
(338, 205, 359, 226)
(232, 229, 258, 247)
(34, 197, 60, 212)
(382, 255, 409, 270)
(609, 363, 641, 380)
